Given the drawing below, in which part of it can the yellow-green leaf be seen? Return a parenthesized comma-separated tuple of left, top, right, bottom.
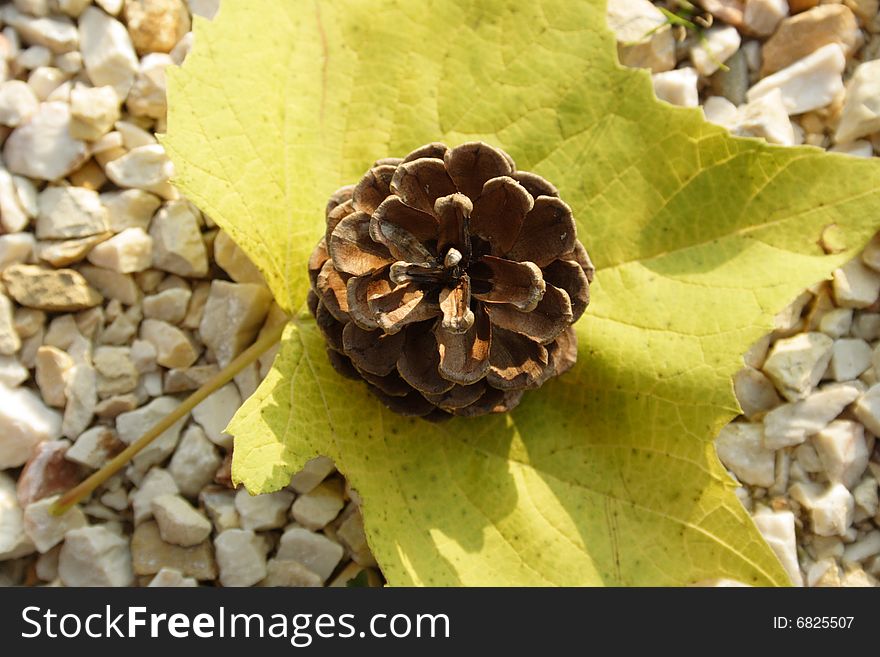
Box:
(164, 0, 880, 585)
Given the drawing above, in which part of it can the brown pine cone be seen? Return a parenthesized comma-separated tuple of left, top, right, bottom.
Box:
(308, 142, 593, 419)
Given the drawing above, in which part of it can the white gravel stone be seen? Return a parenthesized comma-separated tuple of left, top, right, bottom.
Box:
(149, 200, 207, 277)
(192, 382, 240, 449)
(105, 144, 174, 197)
(276, 527, 344, 583)
(289, 456, 336, 494)
(828, 338, 872, 382)
(291, 479, 345, 530)
(606, 0, 675, 73)
(130, 467, 178, 525)
(127, 52, 171, 119)
(835, 59, 880, 145)
(742, 0, 787, 37)
(813, 420, 869, 489)
(36, 185, 108, 239)
(58, 525, 133, 586)
(833, 259, 880, 308)
(752, 507, 803, 586)
(0, 80, 39, 127)
(188, 0, 219, 19)
(715, 423, 775, 487)
(61, 363, 97, 439)
(213, 231, 265, 285)
(2, 101, 88, 180)
(215, 529, 267, 587)
(139, 318, 198, 369)
(830, 140, 874, 158)
(262, 559, 323, 587)
(22, 495, 87, 552)
(3, 7, 78, 53)
(0, 381, 62, 468)
(819, 308, 853, 339)
(0, 294, 20, 356)
(651, 67, 699, 107)
(200, 281, 273, 367)
(853, 382, 880, 436)
(148, 567, 197, 587)
(235, 488, 294, 531)
(691, 25, 741, 76)
(93, 345, 139, 397)
(763, 382, 861, 449)
(79, 265, 139, 306)
(0, 354, 28, 387)
(702, 95, 738, 127)
(142, 287, 191, 324)
(69, 82, 120, 140)
(843, 530, 880, 564)
(791, 481, 854, 537)
(732, 89, 795, 145)
(116, 396, 187, 470)
(747, 43, 845, 115)
(0, 472, 34, 559)
(0, 233, 34, 271)
(0, 169, 29, 234)
(168, 424, 221, 497)
(151, 494, 211, 547)
(66, 425, 122, 469)
(34, 344, 73, 407)
(762, 332, 833, 402)
(78, 6, 138, 97)
(100, 189, 161, 232)
(201, 488, 240, 533)
(86, 227, 153, 273)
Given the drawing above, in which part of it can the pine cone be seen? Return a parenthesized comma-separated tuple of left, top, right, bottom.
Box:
(308, 142, 593, 419)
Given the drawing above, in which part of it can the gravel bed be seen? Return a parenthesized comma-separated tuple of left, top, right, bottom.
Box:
(1, 0, 879, 588)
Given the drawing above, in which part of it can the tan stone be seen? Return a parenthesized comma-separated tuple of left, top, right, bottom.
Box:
(131, 521, 217, 580)
(213, 230, 265, 285)
(761, 5, 860, 76)
(35, 345, 74, 408)
(36, 233, 112, 267)
(200, 281, 272, 367)
(2, 264, 102, 311)
(124, 0, 191, 54)
(149, 200, 207, 277)
(140, 318, 198, 368)
(93, 346, 139, 397)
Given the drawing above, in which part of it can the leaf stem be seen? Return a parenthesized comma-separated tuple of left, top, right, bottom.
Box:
(50, 320, 288, 516)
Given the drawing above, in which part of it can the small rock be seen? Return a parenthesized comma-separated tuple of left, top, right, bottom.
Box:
(188, 0, 219, 19)
(117, 396, 188, 471)
(853, 382, 880, 435)
(37, 185, 108, 240)
(833, 259, 880, 308)
(214, 231, 265, 285)
(115, 119, 156, 148)
(2, 102, 88, 180)
(149, 200, 207, 277)
(843, 531, 880, 564)
(192, 382, 240, 449)
(129, 467, 178, 524)
(143, 287, 191, 324)
(819, 308, 853, 339)
(131, 520, 216, 579)
(37, 233, 112, 268)
(813, 420, 869, 488)
(34, 345, 73, 407)
(0, 354, 28, 387)
(790, 481, 854, 537)
(61, 363, 97, 439)
(828, 338, 872, 382)
(124, 0, 191, 55)
(0, 472, 35, 560)
(715, 423, 775, 487)
(289, 456, 336, 494)
(164, 367, 223, 395)
(761, 5, 860, 76)
(95, 394, 139, 418)
(126, 52, 172, 119)
(336, 507, 376, 567)
(0, 232, 35, 270)
(276, 527, 344, 583)
(3, 7, 78, 53)
(853, 476, 878, 517)
(732, 89, 795, 145)
(148, 567, 198, 587)
(651, 67, 699, 107)
(215, 528, 267, 587)
(78, 6, 138, 97)
(140, 318, 198, 368)
(752, 507, 803, 586)
(235, 488, 294, 531)
(201, 488, 240, 533)
(0, 80, 39, 127)
(16, 439, 80, 506)
(58, 525, 133, 586)
(78, 265, 140, 306)
(291, 478, 345, 530)
(691, 25, 741, 76)
(151, 494, 212, 547)
(262, 559, 323, 587)
(105, 144, 174, 197)
(835, 59, 880, 145)
(829, 140, 874, 158)
(747, 44, 845, 116)
(0, 294, 20, 356)
(0, 381, 62, 468)
(22, 495, 87, 552)
(742, 0, 788, 37)
(65, 425, 124, 469)
(86, 227, 153, 273)
(763, 382, 861, 449)
(100, 189, 161, 232)
(200, 281, 273, 367)
(168, 424, 221, 497)
(2, 264, 102, 311)
(69, 83, 120, 141)
(606, 0, 675, 73)
(93, 345, 139, 397)
(762, 332, 833, 402)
